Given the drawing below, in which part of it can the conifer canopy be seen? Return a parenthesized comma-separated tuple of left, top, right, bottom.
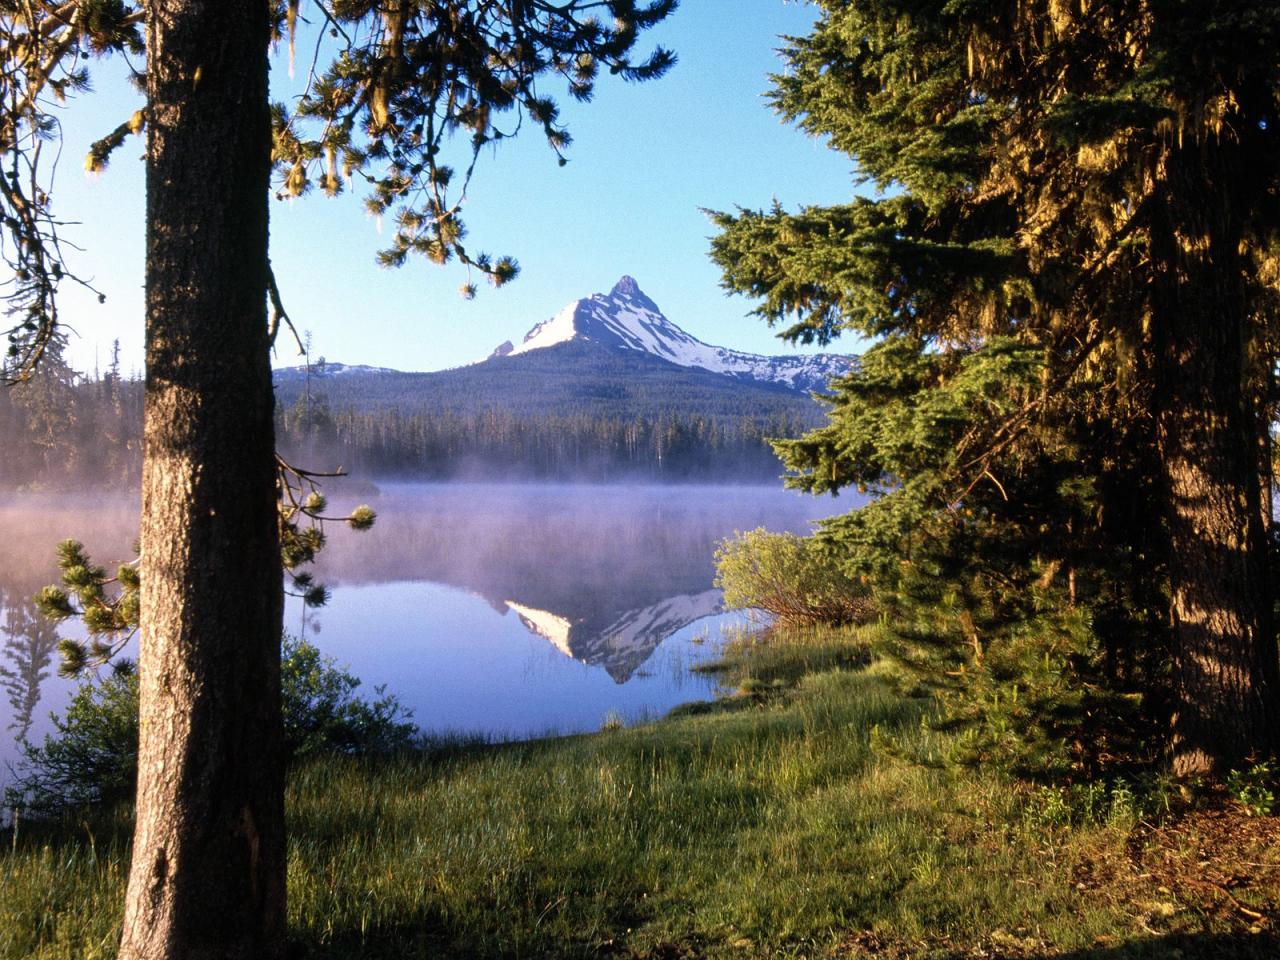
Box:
(712, 0, 1280, 773)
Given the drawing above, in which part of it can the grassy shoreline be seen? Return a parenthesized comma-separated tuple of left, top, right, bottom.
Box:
(3, 623, 1278, 959)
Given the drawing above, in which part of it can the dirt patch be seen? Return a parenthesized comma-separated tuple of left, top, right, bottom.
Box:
(831, 799, 1279, 959)
(1073, 797, 1280, 936)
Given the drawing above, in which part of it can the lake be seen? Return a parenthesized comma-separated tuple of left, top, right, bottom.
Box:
(0, 483, 848, 781)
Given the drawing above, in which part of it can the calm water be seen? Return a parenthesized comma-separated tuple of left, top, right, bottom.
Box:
(0, 483, 848, 779)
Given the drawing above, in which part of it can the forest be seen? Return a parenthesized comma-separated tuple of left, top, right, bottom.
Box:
(4, 2, 1280, 960)
(0, 345, 142, 491)
(0, 350, 810, 486)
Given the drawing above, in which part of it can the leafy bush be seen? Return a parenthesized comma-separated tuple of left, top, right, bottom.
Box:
(1227, 761, 1276, 817)
(280, 636, 416, 758)
(715, 528, 874, 626)
(7, 635, 415, 813)
(8, 660, 140, 811)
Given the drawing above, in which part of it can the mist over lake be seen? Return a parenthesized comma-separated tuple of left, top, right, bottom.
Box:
(1, 483, 849, 778)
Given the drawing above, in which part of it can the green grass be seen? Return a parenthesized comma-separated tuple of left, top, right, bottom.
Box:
(3, 624, 1276, 959)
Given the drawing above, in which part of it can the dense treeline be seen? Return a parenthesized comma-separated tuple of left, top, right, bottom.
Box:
(277, 393, 808, 482)
(0, 346, 809, 487)
(271, 340, 823, 423)
(269, 342, 826, 481)
(0, 343, 142, 490)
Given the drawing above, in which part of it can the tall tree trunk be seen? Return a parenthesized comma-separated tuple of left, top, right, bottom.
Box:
(120, 3, 282, 958)
(1153, 141, 1280, 778)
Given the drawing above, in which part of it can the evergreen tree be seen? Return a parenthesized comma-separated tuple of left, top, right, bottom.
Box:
(711, 0, 1280, 775)
(0, 2, 675, 957)
(8, 332, 81, 484)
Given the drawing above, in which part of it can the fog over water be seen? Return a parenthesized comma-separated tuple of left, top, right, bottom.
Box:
(0, 483, 851, 781)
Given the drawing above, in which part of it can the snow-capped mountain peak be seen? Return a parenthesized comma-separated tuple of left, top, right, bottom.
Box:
(610, 274, 661, 312)
(613, 275, 641, 296)
(494, 276, 850, 393)
(273, 359, 400, 381)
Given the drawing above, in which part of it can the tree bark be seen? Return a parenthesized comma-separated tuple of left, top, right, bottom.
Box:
(120, 2, 282, 958)
(1153, 140, 1280, 778)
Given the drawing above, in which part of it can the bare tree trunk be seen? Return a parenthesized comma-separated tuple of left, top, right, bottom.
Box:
(120, 2, 282, 958)
(1153, 141, 1280, 778)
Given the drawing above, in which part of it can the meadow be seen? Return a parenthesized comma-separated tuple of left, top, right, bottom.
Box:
(3, 624, 1276, 959)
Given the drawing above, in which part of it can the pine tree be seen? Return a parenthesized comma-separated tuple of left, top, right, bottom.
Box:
(0, 2, 675, 956)
(711, 0, 1280, 775)
(9, 332, 81, 484)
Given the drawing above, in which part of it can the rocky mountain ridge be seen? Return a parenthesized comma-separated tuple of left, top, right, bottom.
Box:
(277, 277, 851, 396)
(488, 276, 849, 394)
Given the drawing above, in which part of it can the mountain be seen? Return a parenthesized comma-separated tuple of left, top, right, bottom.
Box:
(270, 278, 847, 480)
(274, 277, 852, 409)
(488, 276, 850, 394)
(287, 361, 398, 378)
(275, 338, 820, 423)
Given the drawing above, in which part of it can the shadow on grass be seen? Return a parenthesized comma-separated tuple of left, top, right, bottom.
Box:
(1034, 932, 1277, 960)
(289, 927, 1280, 960)
(286, 903, 655, 960)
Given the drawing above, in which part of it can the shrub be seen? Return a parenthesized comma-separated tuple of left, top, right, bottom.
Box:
(8, 660, 140, 811)
(7, 635, 415, 814)
(281, 635, 416, 758)
(1227, 761, 1277, 817)
(715, 528, 874, 626)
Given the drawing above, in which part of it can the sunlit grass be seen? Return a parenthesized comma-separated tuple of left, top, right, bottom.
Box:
(0, 623, 1257, 958)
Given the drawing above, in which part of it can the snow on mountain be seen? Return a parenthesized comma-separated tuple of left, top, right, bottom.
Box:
(274, 360, 400, 380)
(505, 601, 575, 659)
(493, 276, 851, 394)
(501, 589, 724, 683)
(587, 589, 724, 681)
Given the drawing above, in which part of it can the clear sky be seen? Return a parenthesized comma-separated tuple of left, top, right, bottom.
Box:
(50, 2, 859, 376)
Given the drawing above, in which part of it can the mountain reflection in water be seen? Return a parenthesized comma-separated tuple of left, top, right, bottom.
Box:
(1, 484, 847, 769)
(304, 484, 842, 685)
(504, 590, 722, 682)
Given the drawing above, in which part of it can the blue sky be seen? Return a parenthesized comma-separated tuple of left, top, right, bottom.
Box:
(52, 2, 859, 376)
